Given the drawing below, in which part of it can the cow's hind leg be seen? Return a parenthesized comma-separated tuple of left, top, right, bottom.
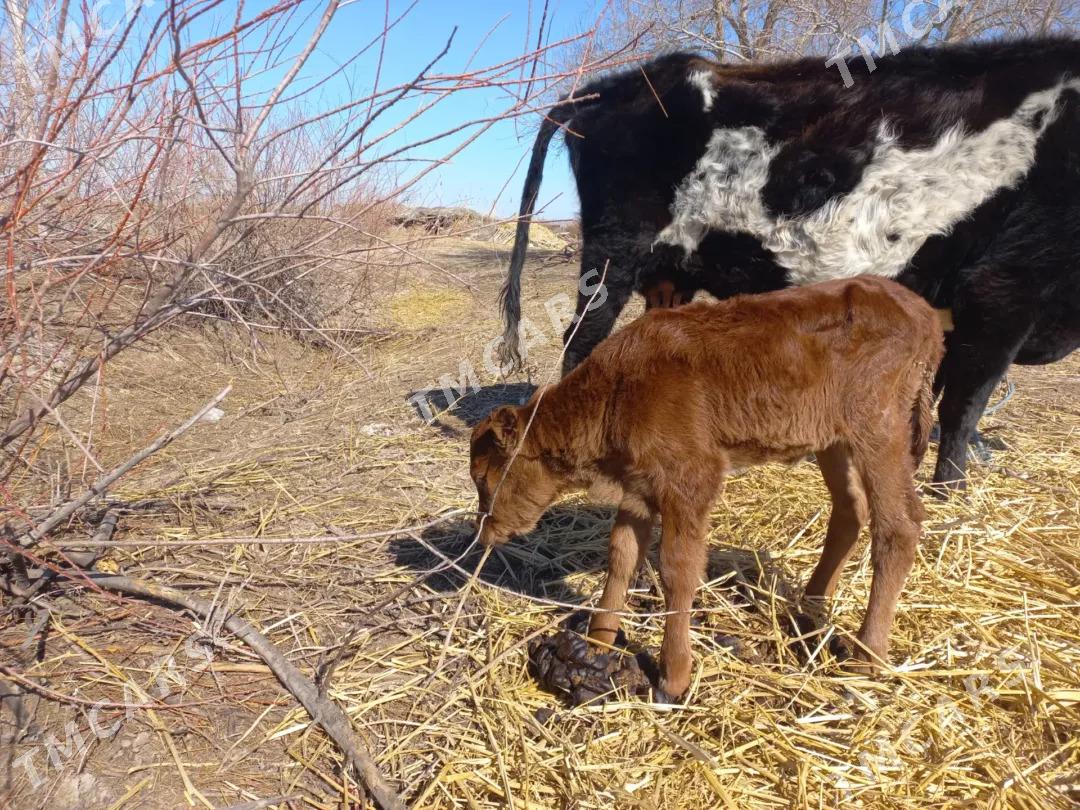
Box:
(933, 316, 1031, 490)
(850, 437, 923, 669)
(562, 252, 632, 375)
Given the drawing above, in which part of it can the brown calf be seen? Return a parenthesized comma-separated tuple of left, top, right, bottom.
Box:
(470, 276, 944, 700)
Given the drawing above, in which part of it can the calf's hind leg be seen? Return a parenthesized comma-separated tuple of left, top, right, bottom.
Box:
(851, 440, 924, 668)
(588, 501, 655, 646)
(805, 444, 868, 602)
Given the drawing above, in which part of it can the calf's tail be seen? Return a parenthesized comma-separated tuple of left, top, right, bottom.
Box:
(910, 364, 936, 467)
(910, 333, 945, 467)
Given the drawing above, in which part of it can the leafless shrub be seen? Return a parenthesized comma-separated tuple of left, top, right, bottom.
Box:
(583, 0, 1080, 63)
(0, 0, 623, 507)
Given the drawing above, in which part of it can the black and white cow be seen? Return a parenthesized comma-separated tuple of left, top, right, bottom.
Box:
(500, 37, 1080, 489)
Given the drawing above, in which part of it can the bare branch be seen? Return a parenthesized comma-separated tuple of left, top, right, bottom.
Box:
(13, 387, 231, 549)
(77, 571, 406, 810)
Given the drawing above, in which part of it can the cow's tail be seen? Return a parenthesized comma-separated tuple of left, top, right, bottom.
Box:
(498, 104, 575, 371)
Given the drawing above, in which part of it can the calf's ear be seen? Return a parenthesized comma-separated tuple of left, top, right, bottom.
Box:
(489, 405, 523, 450)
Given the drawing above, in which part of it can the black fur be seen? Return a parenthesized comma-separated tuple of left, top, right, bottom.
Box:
(502, 37, 1080, 488)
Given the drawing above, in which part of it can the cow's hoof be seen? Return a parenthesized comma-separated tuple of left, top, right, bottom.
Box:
(527, 616, 651, 706)
(978, 432, 1009, 451)
(927, 476, 967, 499)
(925, 482, 951, 501)
(968, 433, 1008, 464)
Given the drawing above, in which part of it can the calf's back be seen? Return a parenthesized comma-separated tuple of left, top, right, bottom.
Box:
(575, 276, 943, 467)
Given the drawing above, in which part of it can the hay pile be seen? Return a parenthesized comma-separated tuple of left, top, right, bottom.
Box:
(485, 221, 569, 251)
(394, 205, 572, 251)
(3, 242, 1077, 809)
(363, 436, 1080, 808)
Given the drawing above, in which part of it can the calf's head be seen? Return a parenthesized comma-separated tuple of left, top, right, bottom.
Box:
(469, 405, 564, 546)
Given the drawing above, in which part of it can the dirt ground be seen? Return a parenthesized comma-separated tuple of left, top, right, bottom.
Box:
(2, 237, 1078, 809)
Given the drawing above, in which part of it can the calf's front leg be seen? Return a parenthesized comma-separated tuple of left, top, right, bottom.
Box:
(656, 510, 708, 701)
(588, 502, 655, 646)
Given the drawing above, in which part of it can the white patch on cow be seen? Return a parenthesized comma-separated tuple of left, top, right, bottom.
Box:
(657, 79, 1080, 284)
(688, 69, 715, 112)
(655, 126, 779, 254)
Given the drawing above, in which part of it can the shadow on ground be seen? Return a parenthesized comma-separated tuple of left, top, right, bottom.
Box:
(406, 382, 537, 436)
(388, 500, 836, 664)
(389, 503, 612, 604)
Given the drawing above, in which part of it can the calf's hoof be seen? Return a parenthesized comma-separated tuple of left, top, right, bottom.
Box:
(841, 657, 880, 676)
(785, 612, 851, 664)
(842, 640, 887, 675)
(528, 617, 651, 706)
(651, 686, 683, 705)
(654, 673, 690, 704)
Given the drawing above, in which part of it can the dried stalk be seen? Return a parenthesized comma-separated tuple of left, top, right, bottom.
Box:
(79, 571, 406, 810)
(14, 387, 231, 550)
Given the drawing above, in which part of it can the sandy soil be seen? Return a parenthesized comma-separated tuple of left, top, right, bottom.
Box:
(2, 238, 1077, 809)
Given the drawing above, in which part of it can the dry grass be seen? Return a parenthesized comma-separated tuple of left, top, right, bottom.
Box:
(2, 238, 1078, 809)
(389, 287, 473, 331)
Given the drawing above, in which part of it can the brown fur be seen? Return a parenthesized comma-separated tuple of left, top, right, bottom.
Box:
(471, 276, 944, 700)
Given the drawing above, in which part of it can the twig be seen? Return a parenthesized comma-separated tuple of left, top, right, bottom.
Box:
(62, 508, 470, 548)
(76, 571, 406, 810)
(315, 531, 481, 698)
(0, 664, 186, 711)
(9, 509, 118, 602)
(105, 776, 153, 810)
(68, 509, 119, 568)
(14, 387, 231, 550)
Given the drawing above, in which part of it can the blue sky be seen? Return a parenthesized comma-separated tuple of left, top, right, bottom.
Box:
(314, 0, 602, 219)
(80, 0, 606, 218)
(295, 0, 606, 220)
(57, 0, 1007, 221)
